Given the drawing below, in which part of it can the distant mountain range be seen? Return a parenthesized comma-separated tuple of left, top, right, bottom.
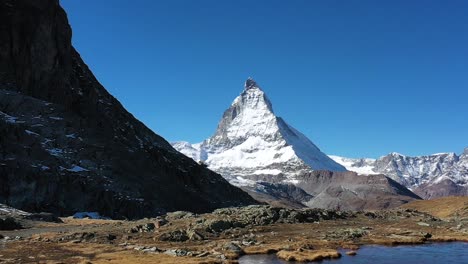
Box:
(329, 150, 468, 199)
(173, 79, 422, 210)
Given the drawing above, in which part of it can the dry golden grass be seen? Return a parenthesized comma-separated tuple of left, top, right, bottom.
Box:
(400, 196, 468, 219)
(276, 249, 341, 262)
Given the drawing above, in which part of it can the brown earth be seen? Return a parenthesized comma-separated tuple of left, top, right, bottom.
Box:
(400, 196, 468, 219)
(1, 199, 467, 264)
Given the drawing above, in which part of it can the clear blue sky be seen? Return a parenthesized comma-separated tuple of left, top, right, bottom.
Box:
(61, 0, 467, 158)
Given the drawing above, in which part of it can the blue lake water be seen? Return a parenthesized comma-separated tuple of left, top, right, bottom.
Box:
(239, 242, 468, 264)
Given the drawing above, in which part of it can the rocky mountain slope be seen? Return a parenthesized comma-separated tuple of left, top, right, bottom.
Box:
(173, 79, 420, 210)
(0, 0, 256, 219)
(295, 170, 421, 210)
(330, 150, 468, 199)
(173, 78, 346, 186)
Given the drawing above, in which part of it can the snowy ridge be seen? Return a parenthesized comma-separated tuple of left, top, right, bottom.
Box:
(328, 155, 377, 175)
(329, 149, 468, 188)
(173, 78, 345, 186)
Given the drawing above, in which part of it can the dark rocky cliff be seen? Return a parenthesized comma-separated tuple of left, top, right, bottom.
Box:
(0, 0, 256, 219)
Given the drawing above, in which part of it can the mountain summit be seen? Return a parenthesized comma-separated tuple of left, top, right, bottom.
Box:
(173, 78, 346, 186)
(244, 77, 260, 90)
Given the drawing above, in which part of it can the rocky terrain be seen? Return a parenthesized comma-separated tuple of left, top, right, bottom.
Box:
(0, 197, 467, 263)
(0, 0, 256, 219)
(241, 171, 422, 210)
(295, 170, 421, 210)
(330, 150, 468, 199)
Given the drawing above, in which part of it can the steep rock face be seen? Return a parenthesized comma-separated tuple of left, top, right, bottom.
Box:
(330, 150, 468, 199)
(173, 78, 345, 185)
(0, 0, 256, 219)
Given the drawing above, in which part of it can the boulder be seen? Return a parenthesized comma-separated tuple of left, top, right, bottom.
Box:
(159, 230, 189, 242)
(0, 217, 22, 230)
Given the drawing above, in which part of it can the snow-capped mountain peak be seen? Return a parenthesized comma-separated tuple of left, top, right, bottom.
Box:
(173, 78, 345, 186)
(208, 78, 276, 148)
(329, 148, 468, 198)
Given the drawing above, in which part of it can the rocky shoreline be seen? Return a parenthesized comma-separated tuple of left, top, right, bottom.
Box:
(1, 197, 467, 263)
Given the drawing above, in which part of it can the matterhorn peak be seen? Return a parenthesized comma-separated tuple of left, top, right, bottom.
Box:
(172, 78, 346, 186)
(244, 77, 261, 91)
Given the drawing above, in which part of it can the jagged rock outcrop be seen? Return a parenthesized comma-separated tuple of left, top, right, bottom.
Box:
(0, 0, 256, 219)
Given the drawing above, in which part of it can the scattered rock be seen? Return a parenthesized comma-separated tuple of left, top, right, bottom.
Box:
(129, 223, 156, 233)
(164, 249, 189, 257)
(107, 234, 117, 241)
(66, 232, 96, 243)
(24, 212, 63, 223)
(417, 222, 430, 227)
(242, 239, 256, 246)
(159, 230, 189, 242)
(186, 229, 204, 240)
(166, 211, 195, 220)
(0, 217, 22, 230)
(212, 205, 352, 228)
(223, 242, 244, 255)
(364, 212, 377, 219)
(143, 223, 156, 232)
(155, 218, 168, 228)
(206, 219, 234, 233)
(141, 247, 161, 253)
(195, 252, 210, 258)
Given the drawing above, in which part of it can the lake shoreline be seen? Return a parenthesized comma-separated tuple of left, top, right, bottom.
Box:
(1, 197, 467, 263)
(240, 242, 468, 263)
